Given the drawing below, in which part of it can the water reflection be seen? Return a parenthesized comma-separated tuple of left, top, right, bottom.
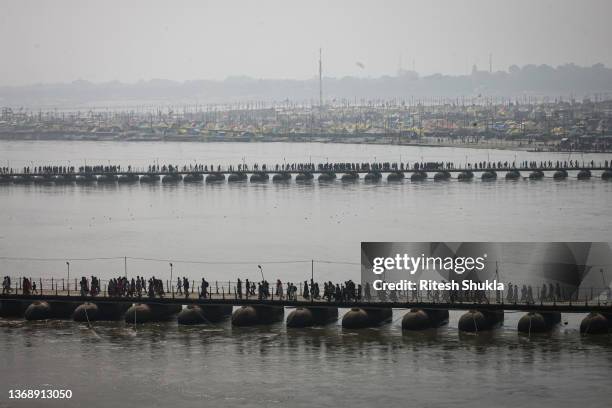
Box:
(1, 315, 611, 408)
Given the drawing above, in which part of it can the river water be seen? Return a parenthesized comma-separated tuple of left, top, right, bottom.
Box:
(1, 140, 611, 407)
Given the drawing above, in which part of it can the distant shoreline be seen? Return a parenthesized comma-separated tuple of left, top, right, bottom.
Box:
(1, 133, 610, 154)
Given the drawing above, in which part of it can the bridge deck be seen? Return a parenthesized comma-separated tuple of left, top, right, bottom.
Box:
(2, 291, 611, 313)
(1, 167, 610, 177)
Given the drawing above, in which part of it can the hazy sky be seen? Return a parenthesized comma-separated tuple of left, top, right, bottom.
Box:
(1, 0, 611, 86)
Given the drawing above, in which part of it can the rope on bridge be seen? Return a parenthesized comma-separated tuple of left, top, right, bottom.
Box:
(0, 256, 125, 262)
(528, 314, 532, 337)
(126, 257, 312, 265)
(84, 303, 92, 329)
(0, 255, 361, 265)
(4, 256, 610, 272)
(314, 260, 361, 265)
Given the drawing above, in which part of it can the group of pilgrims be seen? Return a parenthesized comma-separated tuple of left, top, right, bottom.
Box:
(2, 158, 612, 176)
(78, 276, 101, 296)
(232, 278, 371, 302)
(105, 276, 166, 298)
(505, 282, 578, 304)
(234, 279, 293, 300)
(7, 277, 38, 295)
(26, 275, 375, 302)
(5, 274, 605, 306)
(73, 275, 211, 299)
(175, 276, 211, 299)
(521, 159, 605, 169)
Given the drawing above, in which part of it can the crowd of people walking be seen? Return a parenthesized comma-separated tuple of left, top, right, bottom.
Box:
(4, 275, 609, 306)
(2, 157, 612, 177)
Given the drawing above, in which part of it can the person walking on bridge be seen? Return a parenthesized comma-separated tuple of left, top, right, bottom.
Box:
(506, 283, 514, 303)
(2, 276, 11, 294)
(22, 277, 31, 295)
(183, 277, 190, 298)
(275, 279, 283, 300)
(200, 278, 209, 299)
(135, 276, 142, 297)
(303, 281, 310, 299)
(364, 282, 371, 301)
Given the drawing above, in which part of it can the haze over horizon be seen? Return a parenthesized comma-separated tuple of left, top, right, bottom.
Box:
(1, 0, 612, 87)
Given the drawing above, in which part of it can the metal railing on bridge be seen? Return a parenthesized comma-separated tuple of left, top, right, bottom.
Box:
(2, 276, 611, 309)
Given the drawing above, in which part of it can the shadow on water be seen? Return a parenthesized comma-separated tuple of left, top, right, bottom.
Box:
(457, 329, 501, 350)
(294, 179, 314, 187)
(271, 182, 298, 192)
(225, 180, 248, 190)
(2, 316, 611, 361)
(579, 332, 612, 348)
(401, 328, 445, 344)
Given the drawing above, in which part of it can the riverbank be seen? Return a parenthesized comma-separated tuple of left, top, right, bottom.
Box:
(0, 131, 601, 153)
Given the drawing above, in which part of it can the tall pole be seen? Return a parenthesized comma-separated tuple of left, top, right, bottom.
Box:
(311, 259, 315, 303)
(124, 256, 127, 278)
(66, 261, 70, 295)
(170, 263, 174, 298)
(319, 48, 323, 111)
(311, 259, 314, 282)
(495, 261, 500, 303)
(602, 269, 611, 301)
(319, 48, 323, 135)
